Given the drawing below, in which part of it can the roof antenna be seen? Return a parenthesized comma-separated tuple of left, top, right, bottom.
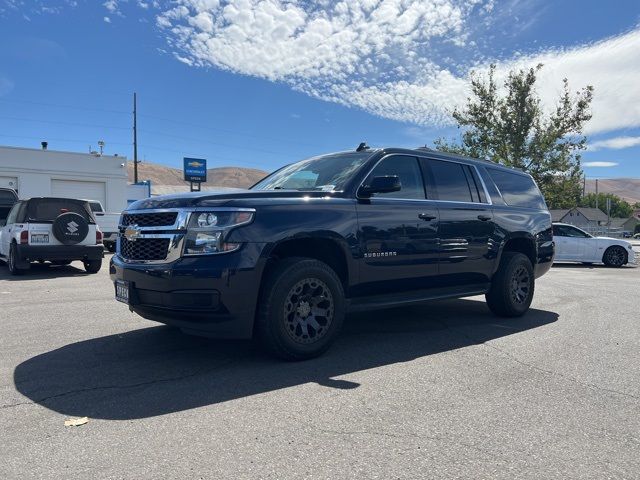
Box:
(356, 142, 369, 152)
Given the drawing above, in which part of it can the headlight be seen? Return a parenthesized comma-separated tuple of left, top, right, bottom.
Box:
(183, 209, 254, 256)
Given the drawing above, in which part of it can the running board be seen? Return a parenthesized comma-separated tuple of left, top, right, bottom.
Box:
(347, 283, 489, 312)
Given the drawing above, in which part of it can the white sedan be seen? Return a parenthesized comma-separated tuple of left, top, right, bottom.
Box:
(553, 223, 636, 267)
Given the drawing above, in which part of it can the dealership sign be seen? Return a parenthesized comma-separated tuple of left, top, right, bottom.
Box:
(183, 158, 207, 183)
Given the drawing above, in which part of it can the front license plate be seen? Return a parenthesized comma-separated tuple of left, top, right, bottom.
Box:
(31, 233, 49, 244)
(115, 280, 130, 304)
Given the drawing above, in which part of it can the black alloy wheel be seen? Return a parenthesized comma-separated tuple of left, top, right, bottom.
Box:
(486, 252, 534, 317)
(257, 257, 345, 360)
(510, 265, 531, 305)
(603, 246, 627, 267)
(283, 277, 334, 345)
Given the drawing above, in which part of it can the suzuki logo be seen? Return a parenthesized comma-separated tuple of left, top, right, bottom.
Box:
(124, 224, 142, 242)
(67, 221, 79, 233)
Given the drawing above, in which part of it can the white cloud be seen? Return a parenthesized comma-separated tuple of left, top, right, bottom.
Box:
(583, 162, 619, 168)
(155, 1, 640, 135)
(104, 16, 111, 23)
(588, 136, 640, 151)
(103, 0, 119, 13)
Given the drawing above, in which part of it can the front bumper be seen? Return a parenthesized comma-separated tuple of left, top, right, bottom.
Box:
(17, 244, 103, 263)
(109, 243, 267, 339)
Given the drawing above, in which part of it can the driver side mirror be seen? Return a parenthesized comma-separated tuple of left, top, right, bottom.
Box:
(358, 175, 401, 198)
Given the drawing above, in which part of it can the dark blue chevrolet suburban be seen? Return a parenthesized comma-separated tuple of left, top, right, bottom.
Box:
(110, 147, 554, 360)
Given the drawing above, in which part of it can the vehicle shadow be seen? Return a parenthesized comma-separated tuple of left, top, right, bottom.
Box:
(13, 299, 558, 420)
(0, 262, 92, 280)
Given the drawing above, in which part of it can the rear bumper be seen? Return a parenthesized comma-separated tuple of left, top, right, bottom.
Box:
(109, 243, 267, 339)
(17, 244, 104, 262)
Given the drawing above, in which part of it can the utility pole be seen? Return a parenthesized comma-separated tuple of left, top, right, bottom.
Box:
(133, 92, 139, 184)
(595, 178, 599, 211)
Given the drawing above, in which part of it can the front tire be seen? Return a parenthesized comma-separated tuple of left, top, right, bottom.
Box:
(602, 246, 627, 267)
(256, 257, 345, 361)
(486, 252, 534, 317)
(84, 259, 102, 274)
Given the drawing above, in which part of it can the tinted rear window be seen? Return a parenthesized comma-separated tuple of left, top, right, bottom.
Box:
(427, 159, 473, 202)
(27, 199, 92, 222)
(487, 168, 546, 209)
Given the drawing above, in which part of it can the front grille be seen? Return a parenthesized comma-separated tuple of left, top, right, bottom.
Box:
(121, 212, 178, 228)
(121, 237, 170, 261)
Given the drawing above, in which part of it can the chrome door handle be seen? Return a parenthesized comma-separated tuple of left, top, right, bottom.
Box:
(418, 213, 437, 221)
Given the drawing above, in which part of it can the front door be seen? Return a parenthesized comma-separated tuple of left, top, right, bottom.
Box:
(355, 155, 439, 295)
(421, 158, 495, 286)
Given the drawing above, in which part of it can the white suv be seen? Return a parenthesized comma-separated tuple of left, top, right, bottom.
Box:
(0, 197, 104, 275)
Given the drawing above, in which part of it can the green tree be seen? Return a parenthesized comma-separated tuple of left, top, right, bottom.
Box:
(435, 64, 593, 209)
(579, 193, 633, 218)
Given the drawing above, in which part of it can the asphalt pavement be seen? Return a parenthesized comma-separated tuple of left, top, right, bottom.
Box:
(1, 252, 639, 479)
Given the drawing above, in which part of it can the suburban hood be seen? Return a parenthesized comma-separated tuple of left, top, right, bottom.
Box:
(127, 189, 343, 210)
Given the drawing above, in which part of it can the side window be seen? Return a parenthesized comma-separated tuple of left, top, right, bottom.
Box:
(5, 203, 20, 225)
(366, 156, 425, 199)
(554, 225, 569, 237)
(425, 159, 474, 202)
(567, 226, 590, 238)
(487, 168, 546, 209)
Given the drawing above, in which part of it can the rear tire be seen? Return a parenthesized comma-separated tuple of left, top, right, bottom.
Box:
(8, 242, 27, 276)
(84, 259, 102, 274)
(256, 257, 345, 361)
(602, 246, 627, 267)
(486, 252, 534, 317)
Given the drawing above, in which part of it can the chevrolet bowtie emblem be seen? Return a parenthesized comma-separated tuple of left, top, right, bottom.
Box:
(124, 225, 142, 242)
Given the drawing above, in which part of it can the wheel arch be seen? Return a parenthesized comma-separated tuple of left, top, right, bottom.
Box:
(496, 233, 537, 271)
(260, 233, 354, 293)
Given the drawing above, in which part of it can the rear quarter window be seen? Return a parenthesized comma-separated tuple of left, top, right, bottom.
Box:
(487, 168, 546, 209)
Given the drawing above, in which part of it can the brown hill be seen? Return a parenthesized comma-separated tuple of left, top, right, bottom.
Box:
(585, 178, 640, 205)
(127, 162, 268, 193)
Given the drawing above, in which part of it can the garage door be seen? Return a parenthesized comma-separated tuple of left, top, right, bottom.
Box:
(51, 179, 106, 206)
(0, 176, 18, 191)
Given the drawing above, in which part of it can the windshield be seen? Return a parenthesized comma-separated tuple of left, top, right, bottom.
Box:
(251, 152, 374, 191)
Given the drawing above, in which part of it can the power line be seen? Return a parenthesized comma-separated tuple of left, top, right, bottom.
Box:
(138, 128, 293, 156)
(0, 97, 329, 149)
(0, 98, 129, 115)
(0, 133, 131, 147)
(0, 115, 130, 130)
(138, 112, 328, 149)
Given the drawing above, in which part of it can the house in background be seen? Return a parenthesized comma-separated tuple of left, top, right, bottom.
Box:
(550, 206, 639, 236)
(550, 207, 609, 230)
(610, 216, 640, 233)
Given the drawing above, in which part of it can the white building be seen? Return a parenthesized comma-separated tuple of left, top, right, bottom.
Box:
(0, 144, 130, 212)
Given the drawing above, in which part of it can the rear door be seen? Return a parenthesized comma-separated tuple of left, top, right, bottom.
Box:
(355, 155, 440, 294)
(0, 201, 21, 257)
(421, 158, 495, 285)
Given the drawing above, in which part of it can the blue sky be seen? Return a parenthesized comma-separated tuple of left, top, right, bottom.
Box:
(0, 0, 639, 179)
